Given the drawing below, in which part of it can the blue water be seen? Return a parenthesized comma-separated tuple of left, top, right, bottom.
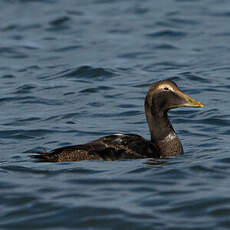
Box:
(1, 0, 230, 229)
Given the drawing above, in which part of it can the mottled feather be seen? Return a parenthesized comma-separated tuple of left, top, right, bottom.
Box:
(33, 134, 159, 162)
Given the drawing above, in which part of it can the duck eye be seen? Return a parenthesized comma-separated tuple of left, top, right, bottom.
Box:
(164, 87, 169, 91)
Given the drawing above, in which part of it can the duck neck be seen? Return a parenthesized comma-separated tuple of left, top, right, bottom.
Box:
(145, 101, 183, 157)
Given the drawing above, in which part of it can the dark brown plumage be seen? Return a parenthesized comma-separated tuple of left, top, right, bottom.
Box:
(32, 80, 204, 162)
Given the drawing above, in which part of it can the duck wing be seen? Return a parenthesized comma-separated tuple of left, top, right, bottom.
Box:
(32, 134, 159, 162)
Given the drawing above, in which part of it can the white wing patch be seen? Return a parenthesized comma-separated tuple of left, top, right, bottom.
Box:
(113, 134, 125, 144)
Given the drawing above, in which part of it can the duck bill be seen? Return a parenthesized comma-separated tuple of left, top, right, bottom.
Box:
(177, 90, 204, 108)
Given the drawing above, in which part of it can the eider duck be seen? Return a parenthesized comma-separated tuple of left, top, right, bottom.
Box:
(33, 80, 204, 162)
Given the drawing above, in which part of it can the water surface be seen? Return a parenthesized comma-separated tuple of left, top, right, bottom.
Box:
(0, 0, 230, 229)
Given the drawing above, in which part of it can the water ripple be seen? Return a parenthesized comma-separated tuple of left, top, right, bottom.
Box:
(146, 30, 187, 39)
(0, 0, 229, 229)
